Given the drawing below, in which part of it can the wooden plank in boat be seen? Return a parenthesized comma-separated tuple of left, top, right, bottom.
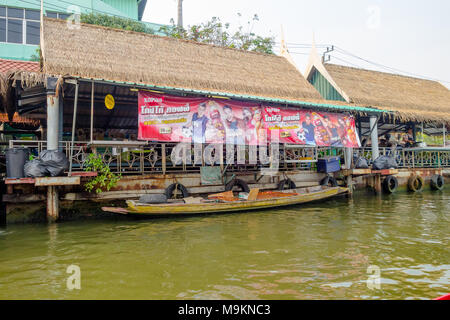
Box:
(247, 188, 260, 201)
(183, 197, 203, 204)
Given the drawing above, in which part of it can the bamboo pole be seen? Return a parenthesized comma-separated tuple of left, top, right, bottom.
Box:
(69, 82, 79, 176)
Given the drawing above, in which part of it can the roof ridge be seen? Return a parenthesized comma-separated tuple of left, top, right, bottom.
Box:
(44, 17, 280, 59)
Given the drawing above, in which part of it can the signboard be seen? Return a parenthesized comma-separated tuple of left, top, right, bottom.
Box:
(138, 91, 360, 147)
(105, 94, 115, 110)
(262, 106, 360, 147)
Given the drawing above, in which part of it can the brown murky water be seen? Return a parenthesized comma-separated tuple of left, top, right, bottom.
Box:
(0, 190, 449, 300)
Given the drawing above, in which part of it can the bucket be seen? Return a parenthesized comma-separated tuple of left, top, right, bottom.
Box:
(5, 148, 30, 179)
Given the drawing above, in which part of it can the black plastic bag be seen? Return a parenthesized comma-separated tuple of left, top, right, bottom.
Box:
(40, 150, 70, 177)
(354, 156, 369, 169)
(24, 159, 47, 177)
(372, 155, 398, 170)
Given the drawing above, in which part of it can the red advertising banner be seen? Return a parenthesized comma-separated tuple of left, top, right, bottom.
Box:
(262, 106, 361, 147)
(138, 91, 360, 147)
(138, 92, 263, 145)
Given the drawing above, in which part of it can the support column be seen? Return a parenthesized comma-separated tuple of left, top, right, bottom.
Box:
(46, 77, 59, 151)
(344, 147, 353, 169)
(47, 186, 59, 223)
(45, 78, 60, 223)
(370, 116, 379, 160)
(444, 124, 446, 147)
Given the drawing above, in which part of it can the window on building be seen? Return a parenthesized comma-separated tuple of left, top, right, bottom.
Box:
(0, 18, 5, 43)
(26, 21, 39, 45)
(7, 19, 22, 44)
(46, 12, 58, 19)
(0, 7, 72, 45)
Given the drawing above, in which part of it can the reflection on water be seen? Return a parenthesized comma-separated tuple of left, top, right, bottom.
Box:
(0, 191, 449, 300)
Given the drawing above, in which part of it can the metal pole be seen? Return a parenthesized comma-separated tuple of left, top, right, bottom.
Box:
(443, 124, 446, 147)
(177, 0, 183, 28)
(90, 80, 94, 143)
(369, 116, 379, 160)
(47, 95, 59, 150)
(69, 82, 79, 176)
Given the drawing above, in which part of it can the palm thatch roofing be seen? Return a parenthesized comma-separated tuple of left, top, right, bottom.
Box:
(324, 63, 450, 123)
(42, 17, 322, 102)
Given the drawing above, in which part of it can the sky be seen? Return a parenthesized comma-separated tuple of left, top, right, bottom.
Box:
(143, 0, 450, 88)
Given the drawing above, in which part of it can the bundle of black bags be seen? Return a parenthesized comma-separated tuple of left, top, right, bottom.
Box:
(24, 150, 69, 177)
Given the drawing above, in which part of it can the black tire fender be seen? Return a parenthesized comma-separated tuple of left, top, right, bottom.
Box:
(225, 179, 250, 193)
(430, 174, 444, 191)
(278, 179, 296, 191)
(408, 175, 424, 192)
(382, 175, 398, 194)
(165, 183, 190, 199)
(320, 175, 338, 187)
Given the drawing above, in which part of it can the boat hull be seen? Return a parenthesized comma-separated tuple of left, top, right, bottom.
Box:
(102, 186, 348, 216)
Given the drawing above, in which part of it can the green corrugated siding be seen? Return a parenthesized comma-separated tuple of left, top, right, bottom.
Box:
(309, 68, 345, 102)
(100, 0, 138, 20)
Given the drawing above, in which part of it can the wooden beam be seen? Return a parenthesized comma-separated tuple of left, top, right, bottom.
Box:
(35, 176, 80, 186)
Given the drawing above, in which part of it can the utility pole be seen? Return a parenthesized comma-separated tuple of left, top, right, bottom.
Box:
(177, 0, 183, 28)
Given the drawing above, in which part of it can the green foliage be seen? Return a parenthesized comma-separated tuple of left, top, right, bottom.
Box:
(30, 47, 41, 62)
(84, 154, 121, 194)
(80, 13, 155, 35)
(159, 14, 275, 54)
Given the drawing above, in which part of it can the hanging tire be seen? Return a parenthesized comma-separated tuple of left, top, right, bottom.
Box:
(225, 179, 250, 193)
(278, 179, 296, 190)
(165, 183, 190, 199)
(139, 194, 168, 204)
(382, 175, 398, 194)
(430, 174, 445, 191)
(408, 175, 424, 192)
(320, 175, 338, 187)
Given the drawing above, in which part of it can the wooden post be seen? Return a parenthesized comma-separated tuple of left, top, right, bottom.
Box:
(162, 143, 166, 175)
(69, 81, 79, 176)
(374, 174, 382, 194)
(47, 186, 59, 223)
(346, 175, 353, 196)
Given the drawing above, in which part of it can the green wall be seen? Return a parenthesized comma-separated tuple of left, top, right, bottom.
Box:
(309, 68, 346, 102)
(0, 0, 154, 61)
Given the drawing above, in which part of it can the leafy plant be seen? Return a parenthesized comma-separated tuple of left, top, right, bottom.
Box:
(30, 47, 41, 62)
(159, 14, 275, 54)
(80, 13, 155, 35)
(83, 154, 121, 194)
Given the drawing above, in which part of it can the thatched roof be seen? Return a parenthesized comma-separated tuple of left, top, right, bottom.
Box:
(324, 63, 450, 123)
(42, 17, 322, 101)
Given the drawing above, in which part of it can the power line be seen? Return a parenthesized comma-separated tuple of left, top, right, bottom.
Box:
(333, 46, 450, 84)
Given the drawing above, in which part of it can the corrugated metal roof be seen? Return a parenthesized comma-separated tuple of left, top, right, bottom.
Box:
(0, 59, 40, 73)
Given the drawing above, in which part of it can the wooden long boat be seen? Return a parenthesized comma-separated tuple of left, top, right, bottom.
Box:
(102, 186, 348, 216)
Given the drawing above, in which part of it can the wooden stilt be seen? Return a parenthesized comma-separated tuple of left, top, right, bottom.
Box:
(346, 175, 353, 197)
(374, 174, 382, 194)
(47, 186, 59, 223)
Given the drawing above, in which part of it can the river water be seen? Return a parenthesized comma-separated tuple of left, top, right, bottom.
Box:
(0, 190, 448, 300)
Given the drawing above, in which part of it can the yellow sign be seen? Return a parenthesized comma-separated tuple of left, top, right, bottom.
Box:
(105, 94, 115, 110)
